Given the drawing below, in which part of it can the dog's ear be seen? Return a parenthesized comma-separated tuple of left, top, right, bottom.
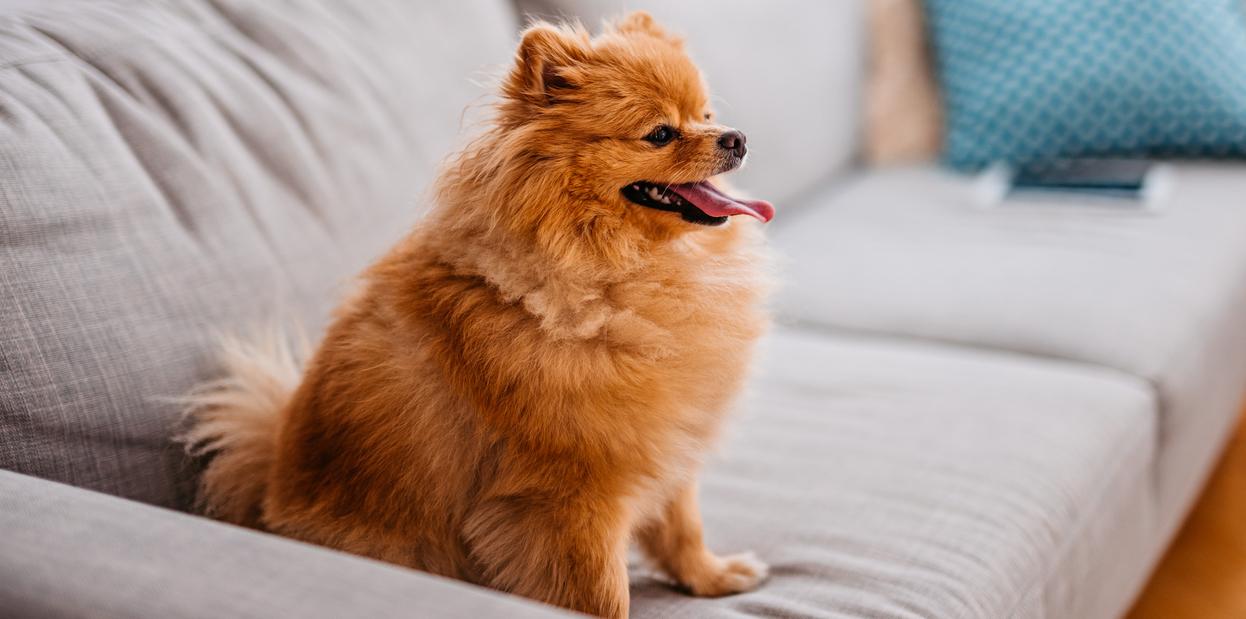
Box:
(504, 22, 590, 106)
(610, 11, 682, 46)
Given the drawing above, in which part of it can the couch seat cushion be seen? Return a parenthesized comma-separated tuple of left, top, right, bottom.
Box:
(631, 328, 1157, 619)
(771, 164, 1246, 506)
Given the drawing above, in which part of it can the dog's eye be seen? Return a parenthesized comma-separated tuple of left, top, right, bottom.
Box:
(703, 112, 712, 121)
(644, 125, 678, 146)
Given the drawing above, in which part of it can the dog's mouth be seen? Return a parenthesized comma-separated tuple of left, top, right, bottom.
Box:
(621, 181, 774, 226)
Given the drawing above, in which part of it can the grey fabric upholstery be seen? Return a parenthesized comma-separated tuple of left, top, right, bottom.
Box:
(0, 0, 516, 508)
(515, 0, 866, 205)
(771, 164, 1246, 510)
(4, 327, 1161, 619)
(631, 327, 1159, 618)
(0, 469, 570, 619)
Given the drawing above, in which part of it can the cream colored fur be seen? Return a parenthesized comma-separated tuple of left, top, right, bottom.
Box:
(179, 330, 303, 527)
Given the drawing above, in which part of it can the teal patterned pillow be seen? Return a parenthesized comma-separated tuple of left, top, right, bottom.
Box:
(926, 0, 1246, 170)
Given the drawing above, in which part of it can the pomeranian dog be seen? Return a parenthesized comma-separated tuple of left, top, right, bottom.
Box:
(182, 12, 773, 618)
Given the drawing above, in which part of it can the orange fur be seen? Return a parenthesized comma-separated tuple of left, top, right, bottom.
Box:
(183, 13, 772, 617)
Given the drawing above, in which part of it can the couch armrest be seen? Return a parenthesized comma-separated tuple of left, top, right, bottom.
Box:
(0, 470, 571, 619)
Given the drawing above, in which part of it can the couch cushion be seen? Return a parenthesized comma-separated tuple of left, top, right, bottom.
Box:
(632, 327, 1157, 618)
(0, 0, 515, 507)
(771, 164, 1246, 509)
(516, 0, 866, 205)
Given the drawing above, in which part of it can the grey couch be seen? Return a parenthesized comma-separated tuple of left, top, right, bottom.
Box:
(3, 1, 1244, 618)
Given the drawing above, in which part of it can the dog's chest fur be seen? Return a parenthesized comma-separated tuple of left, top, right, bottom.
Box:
(512, 223, 768, 473)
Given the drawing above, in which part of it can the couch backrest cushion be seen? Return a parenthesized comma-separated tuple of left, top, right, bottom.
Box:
(516, 0, 867, 205)
(0, 0, 516, 508)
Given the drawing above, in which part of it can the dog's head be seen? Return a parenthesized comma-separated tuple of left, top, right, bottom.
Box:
(492, 12, 772, 252)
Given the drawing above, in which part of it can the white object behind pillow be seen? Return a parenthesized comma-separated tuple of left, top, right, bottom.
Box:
(517, 0, 866, 205)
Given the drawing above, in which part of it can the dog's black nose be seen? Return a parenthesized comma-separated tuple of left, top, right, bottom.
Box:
(717, 130, 747, 158)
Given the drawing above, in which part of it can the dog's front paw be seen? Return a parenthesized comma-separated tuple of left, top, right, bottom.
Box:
(685, 552, 769, 597)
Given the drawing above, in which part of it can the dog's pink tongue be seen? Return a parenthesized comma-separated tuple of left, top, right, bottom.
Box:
(671, 181, 775, 223)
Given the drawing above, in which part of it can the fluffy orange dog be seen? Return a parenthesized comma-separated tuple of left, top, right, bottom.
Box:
(184, 12, 773, 618)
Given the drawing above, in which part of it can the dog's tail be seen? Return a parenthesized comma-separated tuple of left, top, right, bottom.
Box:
(178, 328, 305, 528)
